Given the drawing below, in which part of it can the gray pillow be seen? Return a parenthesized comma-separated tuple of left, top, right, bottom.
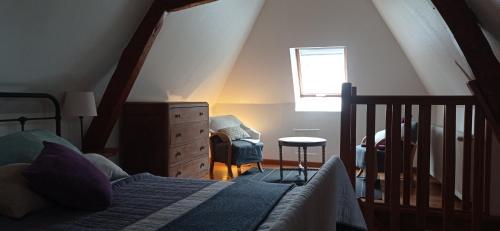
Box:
(0, 163, 51, 218)
(218, 126, 251, 141)
(84, 154, 129, 181)
(0, 129, 81, 167)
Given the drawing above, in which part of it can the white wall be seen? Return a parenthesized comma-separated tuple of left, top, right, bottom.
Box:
(214, 0, 428, 161)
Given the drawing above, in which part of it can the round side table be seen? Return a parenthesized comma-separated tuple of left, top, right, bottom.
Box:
(278, 137, 327, 182)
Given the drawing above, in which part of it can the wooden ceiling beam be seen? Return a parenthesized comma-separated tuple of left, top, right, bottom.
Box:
(431, 0, 500, 139)
(83, 0, 216, 152)
(161, 0, 217, 12)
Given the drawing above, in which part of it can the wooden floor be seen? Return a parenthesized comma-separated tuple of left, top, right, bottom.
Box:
(206, 162, 257, 181)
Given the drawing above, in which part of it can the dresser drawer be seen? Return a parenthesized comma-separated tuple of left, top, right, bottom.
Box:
(168, 138, 208, 165)
(169, 106, 208, 125)
(170, 121, 209, 146)
(168, 155, 209, 178)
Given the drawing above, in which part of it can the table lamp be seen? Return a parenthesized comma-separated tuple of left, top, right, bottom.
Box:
(63, 92, 97, 146)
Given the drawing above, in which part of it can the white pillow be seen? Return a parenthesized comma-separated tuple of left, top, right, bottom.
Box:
(374, 124, 406, 146)
(218, 126, 250, 141)
(84, 154, 129, 181)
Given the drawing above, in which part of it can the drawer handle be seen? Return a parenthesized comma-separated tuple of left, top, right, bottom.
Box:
(175, 152, 181, 157)
(176, 171, 182, 177)
(199, 163, 205, 169)
(200, 146, 205, 151)
(176, 133, 182, 138)
(199, 129, 204, 134)
(199, 112, 204, 116)
(174, 114, 181, 118)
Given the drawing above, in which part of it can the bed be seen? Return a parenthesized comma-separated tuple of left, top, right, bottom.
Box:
(0, 92, 366, 231)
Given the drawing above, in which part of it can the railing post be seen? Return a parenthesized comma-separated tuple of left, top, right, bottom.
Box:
(472, 107, 485, 230)
(384, 105, 393, 204)
(416, 104, 431, 231)
(340, 82, 355, 186)
(403, 104, 413, 207)
(365, 104, 376, 230)
(350, 87, 358, 188)
(390, 104, 402, 230)
(443, 104, 456, 230)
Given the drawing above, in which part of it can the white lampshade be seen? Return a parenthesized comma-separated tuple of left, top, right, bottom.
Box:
(63, 92, 97, 117)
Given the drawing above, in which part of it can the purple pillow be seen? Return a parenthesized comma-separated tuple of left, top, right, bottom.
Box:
(23, 141, 112, 210)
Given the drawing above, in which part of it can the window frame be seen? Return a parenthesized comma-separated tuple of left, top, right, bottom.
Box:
(293, 47, 348, 98)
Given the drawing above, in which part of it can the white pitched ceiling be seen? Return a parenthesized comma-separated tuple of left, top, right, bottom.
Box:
(0, 0, 152, 96)
(372, 0, 499, 95)
(0, 0, 265, 108)
(128, 0, 265, 106)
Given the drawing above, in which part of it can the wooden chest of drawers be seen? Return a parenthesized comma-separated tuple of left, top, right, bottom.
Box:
(120, 102, 209, 178)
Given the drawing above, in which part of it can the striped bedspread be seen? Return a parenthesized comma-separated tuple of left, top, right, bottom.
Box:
(46, 173, 291, 231)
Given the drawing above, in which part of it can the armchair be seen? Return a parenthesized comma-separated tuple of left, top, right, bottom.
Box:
(209, 115, 263, 178)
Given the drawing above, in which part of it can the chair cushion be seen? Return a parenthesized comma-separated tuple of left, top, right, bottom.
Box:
(23, 142, 112, 211)
(214, 140, 263, 165)
(218, 126, 250, 141)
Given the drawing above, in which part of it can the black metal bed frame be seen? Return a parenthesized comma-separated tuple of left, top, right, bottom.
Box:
(0, 92, 61, 136)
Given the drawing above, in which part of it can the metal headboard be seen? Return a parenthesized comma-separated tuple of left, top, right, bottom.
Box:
(0, 92, 61, 136)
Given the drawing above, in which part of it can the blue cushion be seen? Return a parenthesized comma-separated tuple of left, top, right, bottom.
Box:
(214, 140, 263, 165)
(0, 130, 81, 166)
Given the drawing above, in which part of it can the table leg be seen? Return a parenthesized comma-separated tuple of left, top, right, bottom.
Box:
(279, 144, 283, 181)
(322, 145, 326, 164)
(298, 147, 302, 176)
(303, 146, 308, 182)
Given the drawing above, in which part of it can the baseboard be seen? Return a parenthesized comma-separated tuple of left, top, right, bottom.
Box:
(262, 159, 323, 168)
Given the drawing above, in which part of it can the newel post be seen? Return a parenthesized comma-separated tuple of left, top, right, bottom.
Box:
(340, 82, 355, 186)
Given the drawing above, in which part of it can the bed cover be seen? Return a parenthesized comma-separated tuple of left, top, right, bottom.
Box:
(0, 156, 366, 231)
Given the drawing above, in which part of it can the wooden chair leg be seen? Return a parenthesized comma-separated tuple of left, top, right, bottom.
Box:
(237, 164, 242, 175)
(357, 168, 365, 177)
(209, 157, 215, 179)
(227, 162, 233, 178)
(225, 144, 233, 178)
(257, 162, 263, 172)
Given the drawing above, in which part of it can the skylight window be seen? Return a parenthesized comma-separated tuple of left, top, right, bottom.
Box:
(290, 47, 347, 111)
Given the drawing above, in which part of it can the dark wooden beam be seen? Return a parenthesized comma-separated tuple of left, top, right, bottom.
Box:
(161, 0, 216, 12)
(83, 0, 216, 152)
(430, 0, 500, 139)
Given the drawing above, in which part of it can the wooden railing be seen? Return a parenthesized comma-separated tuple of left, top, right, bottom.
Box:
(339, 83, 492, 230)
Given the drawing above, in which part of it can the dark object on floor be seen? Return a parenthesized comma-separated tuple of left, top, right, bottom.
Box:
(235, 168, 318, 186)
(355, 176, 383, 200)
(337, 222, 368, 231)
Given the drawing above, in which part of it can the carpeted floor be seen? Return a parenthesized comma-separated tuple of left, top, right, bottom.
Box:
(235, 168, 318, 186)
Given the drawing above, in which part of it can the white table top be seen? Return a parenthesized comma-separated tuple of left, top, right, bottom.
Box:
(278, 137, 327, 143)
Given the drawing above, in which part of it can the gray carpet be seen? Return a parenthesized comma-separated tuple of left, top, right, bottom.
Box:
(235, 168, 318, 186)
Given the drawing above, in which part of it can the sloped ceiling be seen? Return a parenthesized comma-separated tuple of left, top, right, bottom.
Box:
(372, 0, 500, 95)
(128, 0, 265, 106)
(0, 0, 152, 96)
(0, 0, 265, 108)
